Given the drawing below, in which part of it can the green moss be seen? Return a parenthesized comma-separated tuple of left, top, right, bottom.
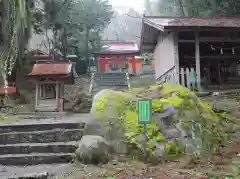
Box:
(0, 115, 24, 123)
(92, 83, 226, 159)
(166, 141, 183, 155)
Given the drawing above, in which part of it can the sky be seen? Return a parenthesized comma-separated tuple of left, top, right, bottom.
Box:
(109, 0, 144, 12)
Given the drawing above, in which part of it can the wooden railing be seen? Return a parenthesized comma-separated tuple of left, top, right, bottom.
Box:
(156, 66, 176, 84)
(156, 67, 199, 90)
(179, 67, 197, 90)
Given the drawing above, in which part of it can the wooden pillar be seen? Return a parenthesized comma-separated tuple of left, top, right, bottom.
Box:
(132, 56, 136, 74)
(116, 56, 121, 72)
(39, 84, 42, 99)
(35, 83, 39, 106)
(174, 31, 180, 84)
(128, 56, 136, 74)
(60, 83, 64, 98)
(97, 56, 108, 72)
(56, 82, 59, 101)
(195, 32, 201, 90)
(42, 84, 46, 98)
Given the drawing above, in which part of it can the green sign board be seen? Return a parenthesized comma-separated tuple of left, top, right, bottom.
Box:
(138, 99, 152, 124)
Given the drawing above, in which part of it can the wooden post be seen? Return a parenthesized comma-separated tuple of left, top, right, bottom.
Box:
(174, 31, 180, 84)
(35, 83, 39, 106)
(39, 84, 42, 99)
(60, 83, 64, 98)
(132, 56, 136, 74)
(128, 57, 136, 74)
(116, 56, 121, 72)
(195, 32, 201, 90)
(42, 84, 46, 99)
(190, 67, 196, 89)
(186, 68, 191, 89)
(97, 56, 108, 72)
(180, 68, 185, 86)
(218, 63, 222, 87)
(56, 82, 59, 100)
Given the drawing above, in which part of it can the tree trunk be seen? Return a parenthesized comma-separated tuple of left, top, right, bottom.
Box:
(62, 26, 68, 60)
(85, 27, 90, 72)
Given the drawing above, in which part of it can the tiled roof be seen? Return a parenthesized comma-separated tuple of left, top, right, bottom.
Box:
(144, 17, 240, 31)
(93, 41, 139, 55)
(28, 63, 72, 76)
(92, 50, 140, 55)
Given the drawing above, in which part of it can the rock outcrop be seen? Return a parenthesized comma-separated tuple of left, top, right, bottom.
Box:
(90, 83, 226, 161)
(75, 135, 110, 164)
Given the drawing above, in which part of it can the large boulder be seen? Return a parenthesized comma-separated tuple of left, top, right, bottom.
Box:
(75, 135, 110, 164)
(90, 84, 226, 161)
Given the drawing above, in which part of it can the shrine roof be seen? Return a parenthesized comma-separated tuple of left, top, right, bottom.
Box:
(93, 41, 140, 56)
(143, 16, 240, 31)
(28, 62, 72, 76)
(92, 50, 140, 56)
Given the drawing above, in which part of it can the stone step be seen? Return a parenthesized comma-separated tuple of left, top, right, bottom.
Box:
(94, 79, 127, 82)
(0, 142, 77, 154)
(91, 86, 128, 94)
(0, 153, 73, 165)
(95, 83, 128, 86)
(0, 129, 83, 144)
(0, 122, 85, 133)
(94, 75, 126, 78)
(94, 72, 126, 76)
(5, 172, 49, 179)
(7, 112, 68, 117)
(94, 78, 127, 82)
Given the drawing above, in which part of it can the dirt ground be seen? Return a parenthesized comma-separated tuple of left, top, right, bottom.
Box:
(57, 140, 239, 179)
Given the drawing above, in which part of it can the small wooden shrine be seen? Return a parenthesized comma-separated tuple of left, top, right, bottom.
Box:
(27, 61, 76, 112)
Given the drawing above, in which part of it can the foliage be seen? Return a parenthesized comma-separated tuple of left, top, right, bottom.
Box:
(91, 84, 226, 161)
(145, 0, 240, 17)
(0, 0, 34, 77)
(102, 9, 142, 45)
(38, 0, 113, 59)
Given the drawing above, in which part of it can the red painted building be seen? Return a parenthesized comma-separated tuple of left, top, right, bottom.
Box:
(92, 41, 141, 73)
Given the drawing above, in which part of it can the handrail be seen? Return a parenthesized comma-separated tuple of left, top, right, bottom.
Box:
(156, 66, 176, 83)
(89, 73, 95, 95)
(126, 72, 131, 89)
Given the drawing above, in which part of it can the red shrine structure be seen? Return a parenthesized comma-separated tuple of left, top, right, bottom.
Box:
(92, 41, 141, 74)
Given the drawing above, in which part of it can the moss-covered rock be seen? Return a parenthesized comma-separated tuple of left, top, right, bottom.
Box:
(90, 84, 226, 161)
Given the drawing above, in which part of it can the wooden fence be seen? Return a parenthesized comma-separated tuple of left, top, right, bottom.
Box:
(179, 68, 197, 90)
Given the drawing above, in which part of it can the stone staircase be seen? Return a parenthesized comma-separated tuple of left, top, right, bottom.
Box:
(89, 72, 130, 95)
(0, 118, 85, 165)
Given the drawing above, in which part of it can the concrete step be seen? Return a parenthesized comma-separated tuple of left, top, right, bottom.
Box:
(95, 82, 128, 86)
(94, 72, 126, 76)
(0, 122, 85, 133)
(0, 129, 83, 144)
(0, 141, 77, 155)
(5, 172, 49, 179)
(92, 86, 128, 94)
(94, 75, 126, 78)
(94, 78, 126, 82)
(0, 153, 73, 165)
